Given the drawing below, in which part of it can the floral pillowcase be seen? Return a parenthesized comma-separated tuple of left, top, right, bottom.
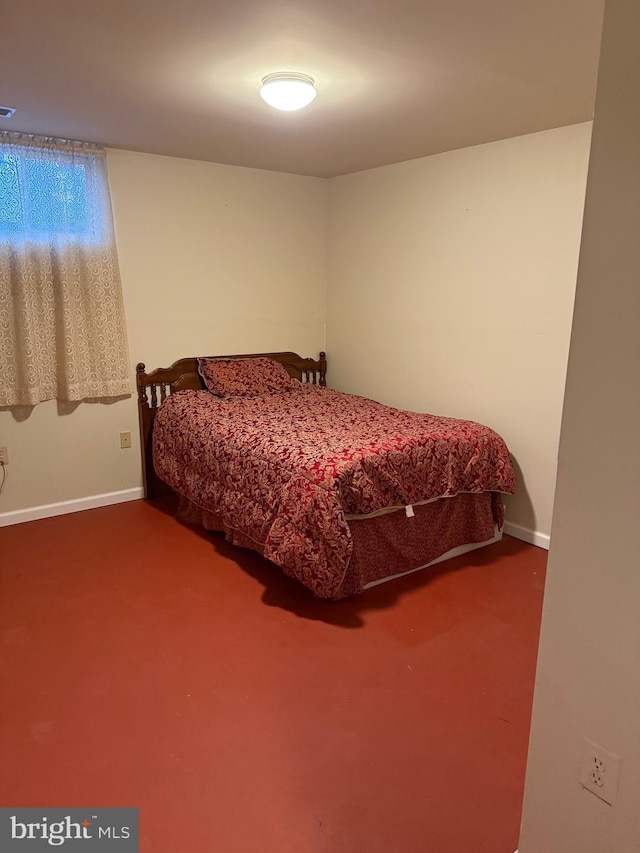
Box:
(197, 356, 295, 398)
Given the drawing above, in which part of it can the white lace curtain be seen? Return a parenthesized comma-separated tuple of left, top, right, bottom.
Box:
(0, 132, 131, 406)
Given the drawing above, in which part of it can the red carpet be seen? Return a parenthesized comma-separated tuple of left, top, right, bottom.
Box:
(0, 500, 546, 852)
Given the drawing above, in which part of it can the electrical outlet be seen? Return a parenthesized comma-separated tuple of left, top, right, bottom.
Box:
(580, 737, 620, 804)
(0, 445, 8, 464)
(119, 431, 132, 450)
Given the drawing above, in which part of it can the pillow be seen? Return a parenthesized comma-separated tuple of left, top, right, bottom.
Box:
(197, 356, 295, 398)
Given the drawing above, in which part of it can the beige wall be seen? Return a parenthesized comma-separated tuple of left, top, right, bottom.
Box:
(518, 0, 640, 850)
(0, 126, 591, 532)
(0, 150, 328, 516)
(326, 124, 592, 539)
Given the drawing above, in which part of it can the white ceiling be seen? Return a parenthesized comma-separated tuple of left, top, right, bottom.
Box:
(2, 0, 604, 178)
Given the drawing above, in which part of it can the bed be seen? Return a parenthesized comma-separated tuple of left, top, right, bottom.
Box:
(136, 351, 515, 599)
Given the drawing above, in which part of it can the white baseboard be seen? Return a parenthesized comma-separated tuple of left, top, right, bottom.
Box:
(0, 491, 552, 556)
(0, 487, 144, 528)
(503, 520, 550, 550)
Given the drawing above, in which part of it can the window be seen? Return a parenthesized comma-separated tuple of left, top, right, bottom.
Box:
(1, 153, 90, 240)
(0, 132, 131, 406)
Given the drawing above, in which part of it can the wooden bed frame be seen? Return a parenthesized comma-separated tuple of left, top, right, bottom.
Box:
(136, 350, 504, 598)
(136, 351, 327, 500)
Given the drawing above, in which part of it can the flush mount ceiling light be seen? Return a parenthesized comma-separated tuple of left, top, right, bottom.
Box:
(259, 72, 317, 112)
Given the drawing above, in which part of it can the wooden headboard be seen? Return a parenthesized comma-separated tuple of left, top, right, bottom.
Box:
(136, 351, 327, 499)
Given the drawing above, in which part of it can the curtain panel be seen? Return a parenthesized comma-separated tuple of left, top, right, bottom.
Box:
(0, 132, 131, 406)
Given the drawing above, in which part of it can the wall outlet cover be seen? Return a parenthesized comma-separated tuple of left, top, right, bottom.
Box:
(580, 737, 620, 805)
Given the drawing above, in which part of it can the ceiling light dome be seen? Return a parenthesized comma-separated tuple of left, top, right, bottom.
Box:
(259, 72, 317, 112)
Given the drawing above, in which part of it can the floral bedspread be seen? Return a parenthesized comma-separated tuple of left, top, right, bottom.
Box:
(152, 385, 516, 598)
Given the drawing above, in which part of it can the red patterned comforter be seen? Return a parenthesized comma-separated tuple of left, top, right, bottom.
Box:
(153, 385, 515, 598)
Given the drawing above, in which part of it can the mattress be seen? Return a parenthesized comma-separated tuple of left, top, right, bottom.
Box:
(152, 383, 515, 598)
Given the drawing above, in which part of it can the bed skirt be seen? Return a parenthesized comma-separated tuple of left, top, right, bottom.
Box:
(175, 491, 505, 599)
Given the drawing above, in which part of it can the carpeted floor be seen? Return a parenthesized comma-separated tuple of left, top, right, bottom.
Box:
(0, 499, 546, 852)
